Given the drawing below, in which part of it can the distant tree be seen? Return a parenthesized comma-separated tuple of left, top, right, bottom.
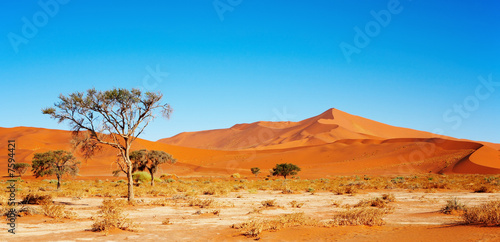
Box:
(250, 167, 261, 177)
(31, 150, 80, 189)
(271, 163, 301, 179)
(12, 163, 31, 178)
(119, 149, 176, 186)
(42, 88, 171, 201)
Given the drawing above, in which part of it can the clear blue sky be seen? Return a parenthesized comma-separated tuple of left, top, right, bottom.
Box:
(1, 1, 499, 143)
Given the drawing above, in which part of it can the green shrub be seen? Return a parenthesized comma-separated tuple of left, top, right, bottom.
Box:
(132, 171, 151, 183)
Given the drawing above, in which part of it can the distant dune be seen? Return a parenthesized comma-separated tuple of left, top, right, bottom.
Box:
(158, 108, 445, 150)
(1, 108, 499, 178)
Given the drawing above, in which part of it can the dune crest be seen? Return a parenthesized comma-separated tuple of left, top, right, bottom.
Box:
(1, 108, 499, 177)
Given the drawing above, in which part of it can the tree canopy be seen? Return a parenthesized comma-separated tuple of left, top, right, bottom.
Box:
(271, 163, 301, 179)
(250, 167, 261, 177)
(12, 163, 31, 178)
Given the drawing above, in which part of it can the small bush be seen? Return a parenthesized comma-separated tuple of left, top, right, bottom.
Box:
(462, 200, 500, 225)
(132, 171, 151, 183)
(474, 185, 497, 193)
(233, 212, 316, 237)
(355, 197, 388, 208)
(41, 203, 76, 219)
(262, 199, 277, 208)
(290, 200, 304, 208)
(188, 198, 215, 208)
(326, 207, 386, 226)
(162, 218, 171, 225)
(382, 193, 396, 202)
(91, 198, 134, 232)
(231, 173, 241, 179)
(441, 197, 466, 214)
(21, 193, 52, 205)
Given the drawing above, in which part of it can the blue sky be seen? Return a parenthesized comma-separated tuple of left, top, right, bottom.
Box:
(1, 0, 499, 143)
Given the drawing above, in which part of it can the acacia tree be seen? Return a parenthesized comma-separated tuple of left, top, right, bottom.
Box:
(13, 163, 31, 178)
(42, 88, 171, 201)
(31, 150, 80, 189)
(123, 149, 176, 186)
(271, 163, 301, 179)
(250, 167, 260, 177)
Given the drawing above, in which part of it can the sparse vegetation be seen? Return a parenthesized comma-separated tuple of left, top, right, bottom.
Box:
(233, 212, 317, 237)
(441, 197, 466, 214)
(261, 199, 277, 208)
(21, 193, 53, 205)
(41, 202, 76, 219)
(462, 200, 500, 226)
(290, 200, 304, 208)
(325, 207, 387, 226)
(91, 198, 135, 233)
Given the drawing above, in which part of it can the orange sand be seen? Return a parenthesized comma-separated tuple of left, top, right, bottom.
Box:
(1, 108, 499, 178)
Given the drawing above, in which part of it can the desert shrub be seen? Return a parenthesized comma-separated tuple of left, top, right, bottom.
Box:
(326, 207, 386, 226)
(188, 198, 215, 208)
(233, 212, 316, 237)
(261, 199, 277, 208)
(474, 185, 497, 193)
(19, 206, 41, 216)
(21, 193, 53, 205)
(382, 193, 396, 202)
(334, 185, 358, 195)
(231, 173, 241, 179)
(203, 185, 230, 196)
(91, 198, 134, 232)
(441, 197, 466, 214)
(41, 202, 76, 219)
(290, 200, 304, 208)
(160, 174, 178, 180)
(462, 200, 500, 225)
(354, 197, 388, 208)
(132, 171, 151, 183)
(162, 218, 171, 225)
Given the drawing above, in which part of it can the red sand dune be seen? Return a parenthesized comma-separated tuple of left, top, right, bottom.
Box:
(1, 108, 499, 178)
(158, 108, 452, 150)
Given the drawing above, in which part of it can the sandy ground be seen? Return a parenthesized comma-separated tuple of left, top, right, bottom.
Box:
(1, 190, 500, 242)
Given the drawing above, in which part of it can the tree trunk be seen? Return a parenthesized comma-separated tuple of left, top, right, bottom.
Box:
(150, 170, 155, 186)
(127, 163, 134, 202)
(56, 175, 61, 190)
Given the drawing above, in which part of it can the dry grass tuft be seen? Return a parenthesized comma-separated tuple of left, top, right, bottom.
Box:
(233, 212, 317, 237)
(41, 202, 77, 219)
(188, 198, 216, 208)
(91, 198, 136, 233)
(290, 200, 304, 208)
(474, 185, 497, 193)
(261, 199, 277, 208)
(162, 218, 171, 225)
(325, 207, 387, 226)
(22, 193, 52, 205)
(462, 200, 500, 226)
(441, 197, 466, 214)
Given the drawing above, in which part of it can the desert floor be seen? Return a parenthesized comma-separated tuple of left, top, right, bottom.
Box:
(1, 189, 500, 242)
